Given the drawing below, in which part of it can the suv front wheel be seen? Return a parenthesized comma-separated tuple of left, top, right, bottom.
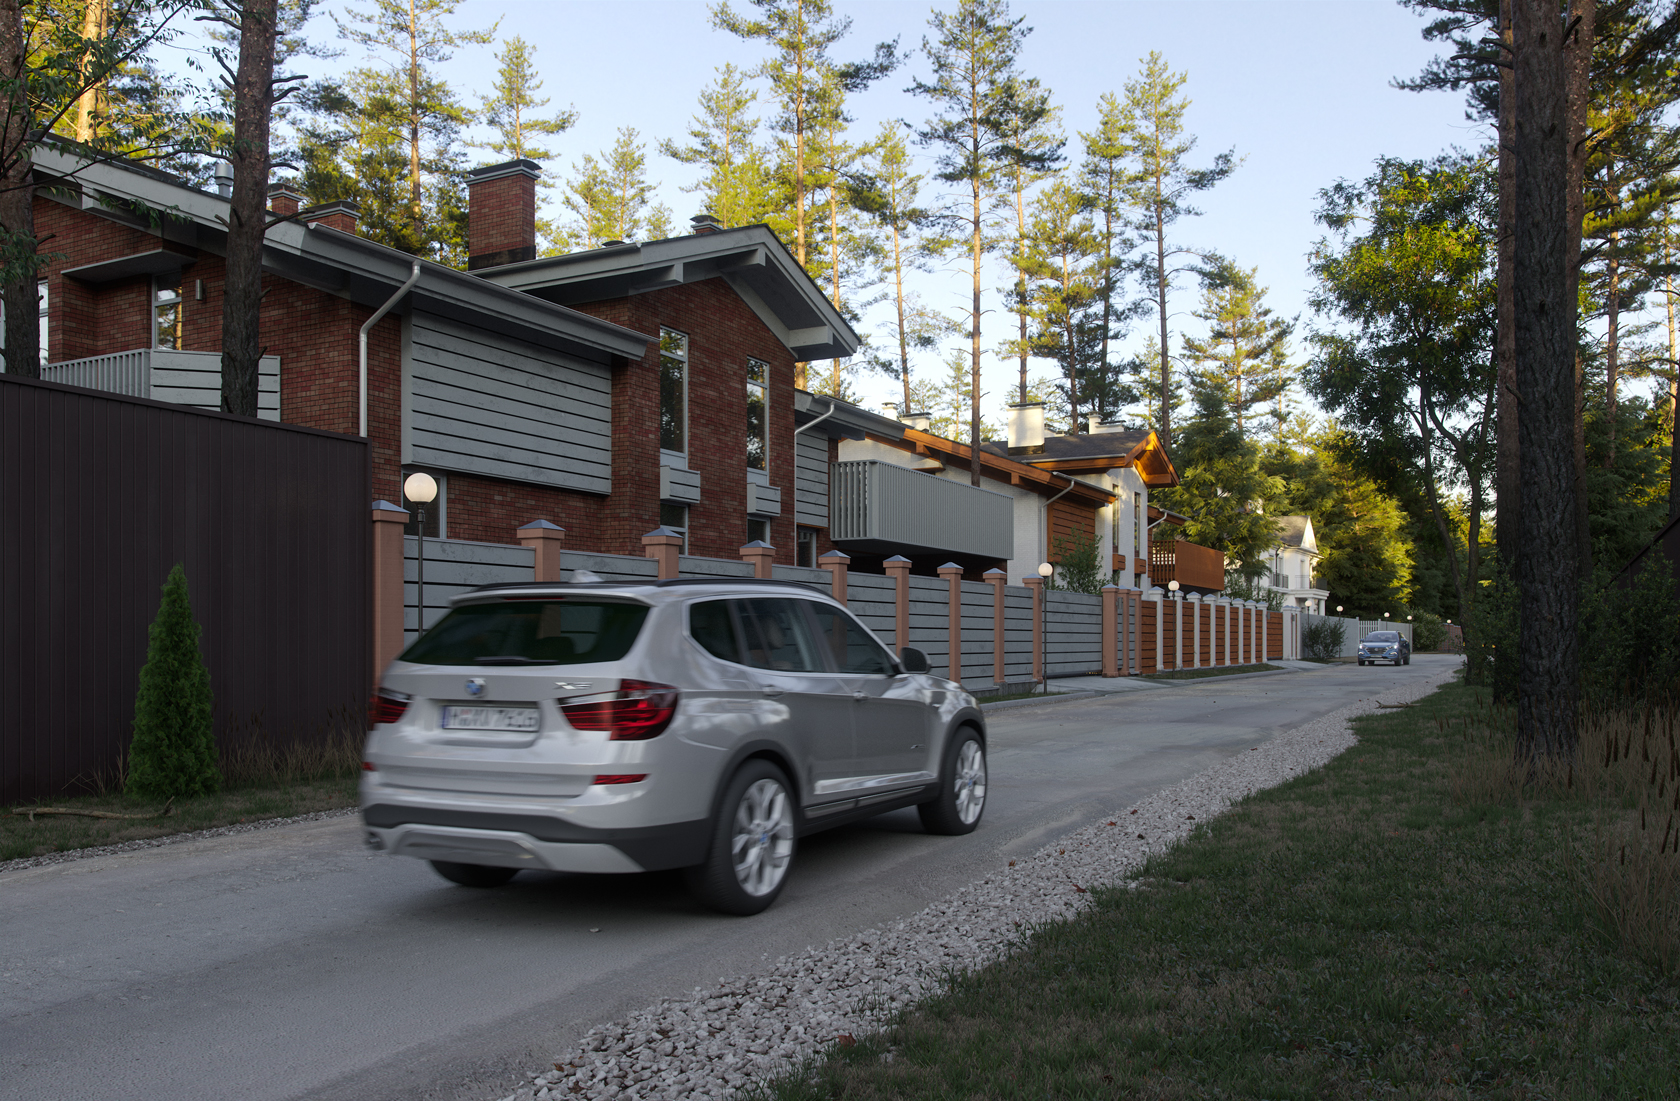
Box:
(685, 760, 797, 915)
(918, 728, 987, 835)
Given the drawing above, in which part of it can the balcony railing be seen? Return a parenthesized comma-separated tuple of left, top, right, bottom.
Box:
(1149, 537, 1226, 592)
(830, 459, 1013, 560)
(43, 348, 280, 420)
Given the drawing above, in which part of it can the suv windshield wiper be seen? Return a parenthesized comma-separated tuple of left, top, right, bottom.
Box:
(472, 656, 552, 665)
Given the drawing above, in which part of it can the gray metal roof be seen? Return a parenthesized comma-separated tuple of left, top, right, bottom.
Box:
(473, 225, 861, 361)
(793, 391, 906, 441)
(1274, 515, 1311, 548)
(980, 427, 1152, 463)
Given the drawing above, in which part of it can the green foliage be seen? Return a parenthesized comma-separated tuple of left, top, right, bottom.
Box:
(659, 63, 778, 231)
(1463, 559, 1518, 696)
(1580, 554, 1680, 703)
(1047, 525, 1104, 595)
(561, 126, 674, 249)
(1153, 387, 1283, 579)
(1223, 572, 1283, 611)
(1182, 259, 1295, 440)
(1301, 616, 1345, 662)
(127, 564, 220, 800)
(476, 35, 575, 162)
(1408, 607, 1448, 651)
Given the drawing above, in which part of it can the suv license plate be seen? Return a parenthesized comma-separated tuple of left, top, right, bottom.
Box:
(440, 706, 540, 732)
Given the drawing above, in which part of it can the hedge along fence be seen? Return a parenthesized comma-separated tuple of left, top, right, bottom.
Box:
(386, 530, 1301, 687)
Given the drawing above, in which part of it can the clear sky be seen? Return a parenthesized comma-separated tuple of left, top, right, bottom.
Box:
(247, 1, 1492, 422)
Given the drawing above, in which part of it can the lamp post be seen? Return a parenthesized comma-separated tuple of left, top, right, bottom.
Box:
(403, 472, 438, 636)
(1038, 561, 1053, 693)
(1167, 579, 1180, 600)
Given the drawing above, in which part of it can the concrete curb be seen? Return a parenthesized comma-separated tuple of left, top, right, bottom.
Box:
(978, 690, 1101, 713)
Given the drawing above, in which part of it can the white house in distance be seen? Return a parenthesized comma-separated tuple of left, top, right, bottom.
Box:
(1266, 515, 1330, 613)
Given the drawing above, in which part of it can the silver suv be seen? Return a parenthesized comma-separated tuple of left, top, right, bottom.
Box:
(361, 577, 988, 914)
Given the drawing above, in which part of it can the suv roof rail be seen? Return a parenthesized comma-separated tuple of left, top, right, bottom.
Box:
(465, 577, 828, 594)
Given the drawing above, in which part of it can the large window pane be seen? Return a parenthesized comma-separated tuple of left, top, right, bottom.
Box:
(688, 600, 741, 664)
(736, 599, 823, 672)
(807, 604, 895, 675)
(746, 358, 767, 470)
(660, 328, 687, 453)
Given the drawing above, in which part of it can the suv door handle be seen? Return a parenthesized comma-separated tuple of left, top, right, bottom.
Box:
(852, 691, 867, 701)
(761, 686, 784, 698)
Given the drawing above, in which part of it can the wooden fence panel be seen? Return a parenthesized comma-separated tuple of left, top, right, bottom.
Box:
(1139, 599, 1158, 674)
(1268, 611, 1283, 659)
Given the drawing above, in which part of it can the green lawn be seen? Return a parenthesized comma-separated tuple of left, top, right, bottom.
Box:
(754, 682, 1680, 1100)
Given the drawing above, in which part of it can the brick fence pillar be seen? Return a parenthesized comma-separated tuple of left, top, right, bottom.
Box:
(371, 500, 410, 682)
(885, 555, 911, 652)
(1023, 575, 1045, 684)
(939, 563, 963, 682)
(985, 568, 1007, 685)
(642, 527, 682, 579)
(517, 519, 564, 583)
(740, 540, 775, 579)
(819, 549, 849, 603)
(1101, 585, 1119, 678)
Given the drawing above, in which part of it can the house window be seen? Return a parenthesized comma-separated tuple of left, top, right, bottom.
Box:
(746, 357, 768, 471)
(401, 468, 445, 537)
(153, 274, 183, 349)
(747, 517, 770, 544)
(660, 502, 689, 554)
(1133, 492, 1143, 561)
(796, 526, 818, 568)
(660, 328, 687, 455)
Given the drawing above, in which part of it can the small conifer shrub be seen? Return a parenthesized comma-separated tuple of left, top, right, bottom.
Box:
(127, 563, 221, 798)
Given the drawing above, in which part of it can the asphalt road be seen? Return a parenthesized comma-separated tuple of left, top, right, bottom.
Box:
(1, 656, 1455, 1101)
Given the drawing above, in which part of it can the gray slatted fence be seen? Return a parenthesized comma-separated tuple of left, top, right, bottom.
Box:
(846, 574, 899, 650)
(1046, 590, 1104, 676)
(1003, 587, 1035, 682)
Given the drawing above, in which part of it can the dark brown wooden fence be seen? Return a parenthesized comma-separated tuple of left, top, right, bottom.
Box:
(1, 374, 369, 804)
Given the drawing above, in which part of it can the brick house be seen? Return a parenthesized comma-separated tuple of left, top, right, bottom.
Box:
(16, 142, 881, 565)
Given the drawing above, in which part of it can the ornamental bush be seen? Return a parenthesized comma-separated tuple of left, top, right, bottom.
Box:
(1302, 618, 1346, 662)
(127, 563, 221, 799)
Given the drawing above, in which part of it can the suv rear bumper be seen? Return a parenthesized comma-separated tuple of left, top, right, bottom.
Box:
(362, 804, 709, 873)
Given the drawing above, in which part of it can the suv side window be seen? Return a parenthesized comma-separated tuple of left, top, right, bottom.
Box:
(736, 598, 824, 672)
(807, 603, 896, 675)
(688, 600, 741, 664)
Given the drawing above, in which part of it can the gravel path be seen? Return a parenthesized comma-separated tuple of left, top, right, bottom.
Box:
(0, 806, 360, 876)
(501, 666, 1458, 1101)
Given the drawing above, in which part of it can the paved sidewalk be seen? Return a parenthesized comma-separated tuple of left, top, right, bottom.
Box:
(1045, 657, 1329, 695)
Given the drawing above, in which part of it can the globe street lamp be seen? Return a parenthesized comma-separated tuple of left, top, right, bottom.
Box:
(1167, 579, 1180, 600)
(403, 472, 438, 636)
(1037, 562, 1053, 692)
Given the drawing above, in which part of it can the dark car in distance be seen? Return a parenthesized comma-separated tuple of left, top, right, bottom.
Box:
(1357, 630, 1411, 666)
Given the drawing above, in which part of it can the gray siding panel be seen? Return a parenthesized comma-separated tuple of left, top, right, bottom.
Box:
(408, 313, 612, 494)
(794, 432, 829, 527)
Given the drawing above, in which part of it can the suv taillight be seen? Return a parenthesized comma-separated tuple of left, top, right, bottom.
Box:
(560, 679, 679, 740)
(369, 688, 411, 727)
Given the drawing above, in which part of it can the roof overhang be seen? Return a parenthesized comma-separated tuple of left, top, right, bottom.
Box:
(898, 428, 1113, 506)
(474, 225, 861, 361)
(794, 391, 905, 441)
(1012, 430, 1179, 487)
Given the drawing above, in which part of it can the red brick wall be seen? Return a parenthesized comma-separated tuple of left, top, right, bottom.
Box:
(466, 172, 536, 266)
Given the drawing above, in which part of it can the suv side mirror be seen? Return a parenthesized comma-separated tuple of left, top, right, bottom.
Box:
(899, 646, 930, 674)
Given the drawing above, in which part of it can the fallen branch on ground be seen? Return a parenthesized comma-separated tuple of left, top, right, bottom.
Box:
(8, 798, 175, 822)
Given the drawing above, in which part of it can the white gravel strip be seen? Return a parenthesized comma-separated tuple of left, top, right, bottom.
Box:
(502, 665, 1458, 1101)
(0, 806, 359, 876)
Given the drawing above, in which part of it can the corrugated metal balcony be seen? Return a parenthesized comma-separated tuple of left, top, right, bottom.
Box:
(1150, 537, 1226, 592)
(830, 460, 1013, 560)
(43, 349, 279, 420)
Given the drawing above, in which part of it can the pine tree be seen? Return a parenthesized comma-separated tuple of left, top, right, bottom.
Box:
(478, 35, 574, 162)
(659, 64, 777, 229)
(1117, 52, 1237, 454)
(335, 0, 494, 242)
(127, 564, 220, 800)
(1126, 333, 1184, 435)
(1181, 260, 1295, 440)
(998, 79, 1063, 405)
(913, 0, 1051, 486)
(1022, 176, 1102, 426)
(1079, 92, 1136, 403)
(563, 127, 672, 248)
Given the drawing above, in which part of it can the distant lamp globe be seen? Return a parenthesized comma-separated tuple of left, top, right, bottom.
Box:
(1384, 611, 1391, 619)
(1167, 580, 1179, 592)
(1336, 605, 1343, 614)
(1037, 562, 1054, 579)
(403, 471, 438, 504)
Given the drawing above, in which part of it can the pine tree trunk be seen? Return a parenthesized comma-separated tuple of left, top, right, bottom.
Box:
(0, 0, 39, 379)
(221, 0, 278, 419)
(1605, 228, 1619, 467)
(970, 165, 982, 487)
(1496, 0, 1520, 563)
(1565, 0, 1596, 580)
(1512, 0, 1581, 764)
(74, 0, 109, 143)
(1155, 206, 1170, 452)
(893, 219, 911, 410)
(406, 0, 423, 241)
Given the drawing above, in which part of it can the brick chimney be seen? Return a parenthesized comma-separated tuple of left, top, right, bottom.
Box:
(302, 199, 360, 234)
(690, 213, 723, 235)
(267, 182, 305, 218)
(466, 159, 540, 270)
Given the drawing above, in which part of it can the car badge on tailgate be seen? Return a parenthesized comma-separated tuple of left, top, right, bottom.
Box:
(554, 681, 593, 691)
(465, 677, 486, 696)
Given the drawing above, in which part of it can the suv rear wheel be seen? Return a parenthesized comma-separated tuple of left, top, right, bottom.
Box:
(918, 728, 986, 835)
(430, 861, 519, 888)
(684, 760, 796, 915)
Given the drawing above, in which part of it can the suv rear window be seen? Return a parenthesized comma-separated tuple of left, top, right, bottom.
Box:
(399, 600, 649, 666)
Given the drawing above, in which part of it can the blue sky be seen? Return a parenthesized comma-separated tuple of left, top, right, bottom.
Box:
(218, 1, 1494, 421)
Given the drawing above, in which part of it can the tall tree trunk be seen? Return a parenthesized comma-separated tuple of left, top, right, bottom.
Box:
(74, 0, 110, 143)
(1496, 0, 1520, 562)
(406, 0, 423, 241)
(969, 161, 982, 487)
(1155, 205, 1170, 451)
(1605, 231, 1619, 467)
(221, 0, 279, 418)
(892, 219, 911, 411)
(1014, 167, 1029, 406)
(1419, 392, 1468, 614)
(1565, 0, 1596, 580)
(1511, 0, 1581, 763)
(0, 0, 39, 379)
(1667, 221, 1678, 521)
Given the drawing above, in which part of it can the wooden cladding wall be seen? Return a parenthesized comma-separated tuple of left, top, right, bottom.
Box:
(407, 312, 613, 495)
(1046, 498, 1097, 561)
(1, 374, 370, 805)
(1139, 600, 1158, 674)
(1267, 611, 1284, 659)
(1162, 601, 1179, 670)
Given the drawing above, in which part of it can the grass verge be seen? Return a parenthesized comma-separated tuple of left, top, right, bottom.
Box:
(1144, 662, 1284, 681)
(752, 681, 1680, 1100)
(1, 729, 361, 862)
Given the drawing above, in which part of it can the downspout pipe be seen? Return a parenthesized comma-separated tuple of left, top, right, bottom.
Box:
(360, 260, 421, 438)
(792, 397, 838, 438)
(1040, 473, 1077, 573)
